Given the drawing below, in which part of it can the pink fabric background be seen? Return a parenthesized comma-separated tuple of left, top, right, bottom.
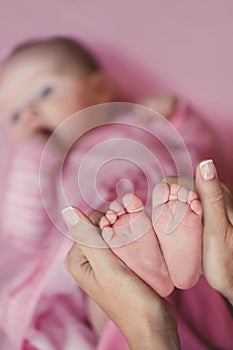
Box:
(0, 0, 233, 184)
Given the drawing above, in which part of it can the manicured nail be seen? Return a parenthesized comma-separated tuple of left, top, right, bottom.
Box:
(200, 159, 215, 180)
(62, 206, 80, 226)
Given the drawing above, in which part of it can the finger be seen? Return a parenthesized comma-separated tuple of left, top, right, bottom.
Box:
(62, 206, 117, 270)
(65, 243, 99, 296)
(62, 206, 106, 247)
(65, 243, 92, 286)
(195, 160, 228, 235)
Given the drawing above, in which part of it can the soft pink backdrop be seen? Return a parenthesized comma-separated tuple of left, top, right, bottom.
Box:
(0, 2, 232, 346)
(0, 0, 233, 184)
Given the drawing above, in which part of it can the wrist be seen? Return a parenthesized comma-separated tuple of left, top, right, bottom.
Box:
(125, 313, 180, 350)
(127, 324, 180, 350)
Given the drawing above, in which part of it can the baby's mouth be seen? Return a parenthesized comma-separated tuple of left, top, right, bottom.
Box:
(39, 127, 53, 137)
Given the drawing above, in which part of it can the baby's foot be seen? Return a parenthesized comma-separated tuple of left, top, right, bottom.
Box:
(99, 193, 174, 297)
(152, 183, 202, 289)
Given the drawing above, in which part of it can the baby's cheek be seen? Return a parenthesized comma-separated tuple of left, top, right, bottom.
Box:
(11, 126, 24, 141)
(9, 124, 31, 145)
(6, 124, 17, 137)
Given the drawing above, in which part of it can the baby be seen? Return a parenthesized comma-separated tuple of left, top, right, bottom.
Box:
(0, 36, 215, 349)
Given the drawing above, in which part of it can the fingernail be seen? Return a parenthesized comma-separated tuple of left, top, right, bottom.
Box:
(200, 159, 215, 180)
(62, 206, 80, 226)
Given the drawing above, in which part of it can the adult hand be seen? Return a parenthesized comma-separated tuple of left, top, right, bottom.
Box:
(62, 207, 180, 350)
(195, 160, 233, 304)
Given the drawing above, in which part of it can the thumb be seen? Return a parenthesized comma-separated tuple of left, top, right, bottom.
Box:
(62, 206, 115, 271)
(195, 159, 228, 235)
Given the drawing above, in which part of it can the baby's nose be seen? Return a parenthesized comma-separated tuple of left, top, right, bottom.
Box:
(21, 105, 39, 125)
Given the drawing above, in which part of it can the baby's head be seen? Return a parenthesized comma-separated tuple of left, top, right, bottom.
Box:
(0, 37, 113, 145)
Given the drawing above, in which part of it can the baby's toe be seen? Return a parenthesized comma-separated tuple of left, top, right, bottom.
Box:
(152, 182, 170, 207)
(190, 199, 202, 215)
(122, 193, 144, 213)
(99, 216, 110, 230)
(106, 210, 118, 225)
(102, 226, 114, 243)
(109, 200, 126, 216)
(169, 183, 180, 201)
(177, 186, 189, 202)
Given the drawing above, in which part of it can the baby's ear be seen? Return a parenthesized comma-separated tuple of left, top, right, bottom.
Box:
(90, 72, 115, 103)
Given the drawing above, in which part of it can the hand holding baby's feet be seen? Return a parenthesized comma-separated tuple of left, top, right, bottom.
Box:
(63, 207, 180, 350)
(99, 193, 174, 297)
(152, 182, 202, 289)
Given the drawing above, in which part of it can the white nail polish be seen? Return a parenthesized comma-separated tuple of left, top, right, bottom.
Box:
(200, 159, 215, 180)
(62, 206, 80, 226)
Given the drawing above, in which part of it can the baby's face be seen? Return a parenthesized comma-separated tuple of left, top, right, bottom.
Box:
(0, 50, 101, 145)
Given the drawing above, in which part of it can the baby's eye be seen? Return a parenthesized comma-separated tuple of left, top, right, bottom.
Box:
(11, 111, 20, 123)
(40, 87, 53, 99)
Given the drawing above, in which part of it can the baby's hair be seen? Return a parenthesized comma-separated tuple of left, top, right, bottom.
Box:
(6, 36, 101, 74)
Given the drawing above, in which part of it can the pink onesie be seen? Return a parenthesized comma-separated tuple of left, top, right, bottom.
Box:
(0, 103, 227, 349)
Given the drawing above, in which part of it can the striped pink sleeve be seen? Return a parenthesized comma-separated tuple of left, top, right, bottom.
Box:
(2, 140, 62, 250)
(170, 103, 217, 168)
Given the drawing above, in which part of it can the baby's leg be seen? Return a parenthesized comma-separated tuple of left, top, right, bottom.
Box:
(99, 194, 174, 297)
(152, 182, 202, 289)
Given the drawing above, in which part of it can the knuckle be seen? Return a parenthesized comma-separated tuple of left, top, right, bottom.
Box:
(206, 189, 224, 205)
